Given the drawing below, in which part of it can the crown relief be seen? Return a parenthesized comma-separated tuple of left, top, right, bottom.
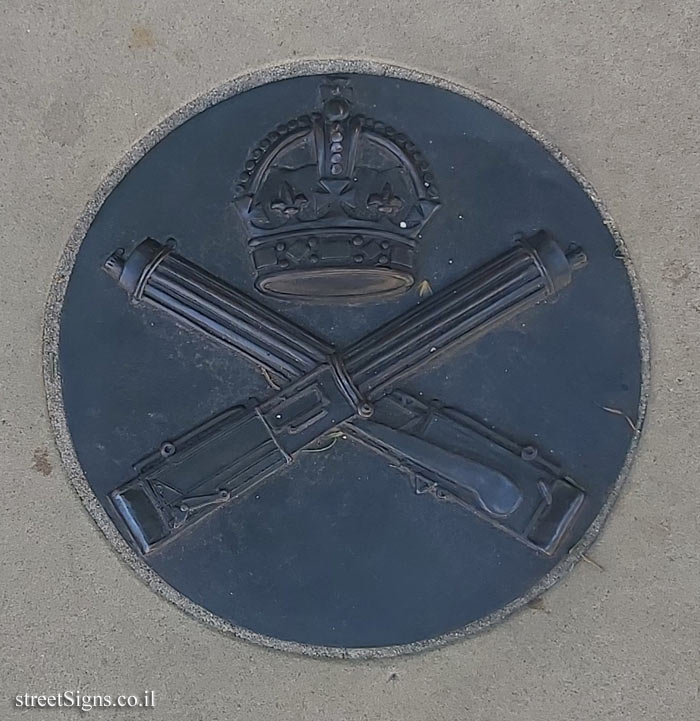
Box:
(233, 77, 441, 302)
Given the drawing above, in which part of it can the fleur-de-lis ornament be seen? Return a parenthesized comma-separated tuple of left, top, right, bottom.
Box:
(271, 182, 309, 218)
(368, 183, 404, 215)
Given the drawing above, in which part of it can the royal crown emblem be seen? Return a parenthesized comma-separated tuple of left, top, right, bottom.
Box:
(233, 77, 441, 301)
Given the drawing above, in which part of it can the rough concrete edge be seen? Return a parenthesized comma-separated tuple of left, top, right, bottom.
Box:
(42, 58, 650, 661)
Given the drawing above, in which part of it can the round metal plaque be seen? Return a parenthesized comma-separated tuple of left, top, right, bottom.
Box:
(45, 63, 647, 656)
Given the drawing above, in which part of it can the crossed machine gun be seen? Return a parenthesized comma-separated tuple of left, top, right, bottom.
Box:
(103, 231, 588, 557)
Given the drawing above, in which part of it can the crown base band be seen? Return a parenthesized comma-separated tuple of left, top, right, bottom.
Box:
(256, 266, 414, 303)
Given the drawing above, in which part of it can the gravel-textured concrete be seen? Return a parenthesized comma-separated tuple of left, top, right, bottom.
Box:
(1, 1, 698, 719)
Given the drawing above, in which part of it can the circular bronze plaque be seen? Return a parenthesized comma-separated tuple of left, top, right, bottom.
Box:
(45, 62, 647, 656)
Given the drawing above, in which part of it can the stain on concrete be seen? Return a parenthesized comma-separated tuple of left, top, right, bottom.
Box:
(527, 596, 547, 612)
(174, 47, 198, 66)
(663, 259, 693, 286)
(129, 25, 156, 51)
(42, 93, 86, 147)
(31, 447, 52, 476)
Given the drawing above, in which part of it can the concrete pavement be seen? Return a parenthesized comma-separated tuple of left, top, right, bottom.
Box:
(1, 1, 698, 719)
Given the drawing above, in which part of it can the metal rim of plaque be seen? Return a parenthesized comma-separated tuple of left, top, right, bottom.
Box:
(44, 61, 648, 658)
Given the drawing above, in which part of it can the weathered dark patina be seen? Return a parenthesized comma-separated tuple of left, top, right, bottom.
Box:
(53, 71, 644, 652)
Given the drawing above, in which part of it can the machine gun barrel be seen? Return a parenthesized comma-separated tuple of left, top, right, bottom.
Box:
(345, 231, 586, 398)
(104, 239, 330, 383)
